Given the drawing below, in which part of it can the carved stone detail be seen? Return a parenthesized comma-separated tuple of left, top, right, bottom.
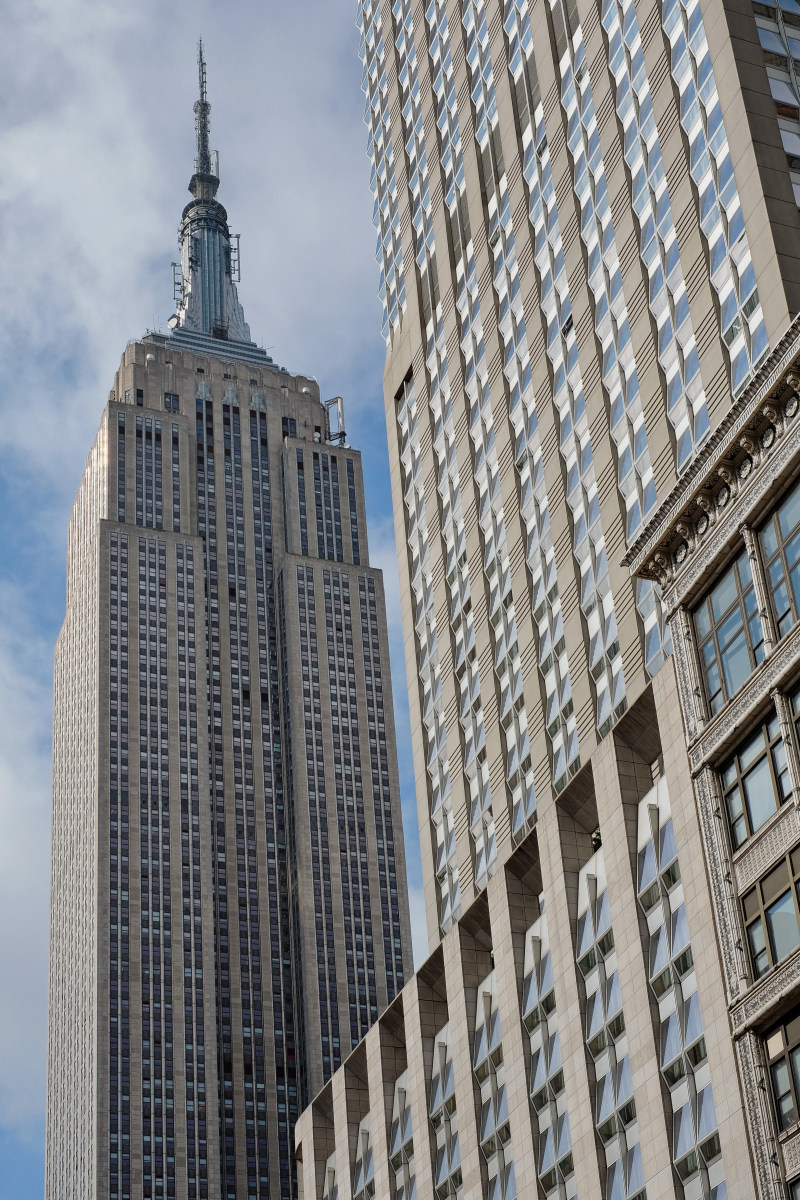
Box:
(660, 411, 800, 615)
(739, 431, 761, 467)
(668, 608, 704, 742)
(694, 768, 749, 1002)
(731, 944, 800, 1031)
(734, 802, 800, 893)
(741, 523, 777, 653)
(735, 1031, 784, 1199)
(782, 1126, 800, 1180)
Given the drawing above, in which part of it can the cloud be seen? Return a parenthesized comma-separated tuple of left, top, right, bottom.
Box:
(0, 0, 385, 491)
(0, 2, 416, 1180)
(0, 586, 53, 1139)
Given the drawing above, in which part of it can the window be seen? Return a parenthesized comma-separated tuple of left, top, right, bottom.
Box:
(743, 851, 800, 978)
(720, 713, 790, 848)
(694, 550, 764, 714)
(164, 392, 179, 413)
(761, 477, 800, 638)
(766, 1009, 800, 1130)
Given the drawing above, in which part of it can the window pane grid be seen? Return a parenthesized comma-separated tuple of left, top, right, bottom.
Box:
(761, 476, 800, 639)
(694, 550, 764, 713)
(720, 712, 790, 848)
(766, 1010, 800, 1132)
(743, 850, 800, 979)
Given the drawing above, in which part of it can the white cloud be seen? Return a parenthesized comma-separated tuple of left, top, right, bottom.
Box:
(0, 0, 422, 1172)
(0, 586, 52, 1139)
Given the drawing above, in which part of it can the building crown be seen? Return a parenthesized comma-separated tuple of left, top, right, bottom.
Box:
(168, 41, 251, 345)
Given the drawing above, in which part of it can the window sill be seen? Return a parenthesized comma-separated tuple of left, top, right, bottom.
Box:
(779, 1122, 800, 1181)
(731, 941, 800, 1034)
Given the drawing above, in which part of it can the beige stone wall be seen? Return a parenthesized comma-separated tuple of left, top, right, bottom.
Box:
(297, 671, 758, 1198)
(364, 0, 800, 955)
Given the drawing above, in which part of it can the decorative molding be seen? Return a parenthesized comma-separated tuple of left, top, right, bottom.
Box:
(742, 523, 777, 654)
(668, 607, 703, 743)
(688, 623, 800, 772)
(657, 405, 800, 614)
(735, 1031, 784, 1199)
(734, 802, 800, 893)
(693, 767, 749, 1003)
(782, 1126, 800, 1180)
(628, 314, 800, 576)
(731, 944, 800, 1032)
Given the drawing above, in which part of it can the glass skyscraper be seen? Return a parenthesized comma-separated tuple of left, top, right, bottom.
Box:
(45, 47, 412, 1200)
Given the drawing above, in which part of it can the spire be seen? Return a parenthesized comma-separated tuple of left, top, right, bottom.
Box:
(190, 41, 218, 201)
(169, 42, 252, 345)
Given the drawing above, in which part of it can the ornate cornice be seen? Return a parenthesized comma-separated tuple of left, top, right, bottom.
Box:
(624, 315, 800, 589)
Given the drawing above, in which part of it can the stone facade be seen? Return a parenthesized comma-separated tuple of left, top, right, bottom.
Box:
(629, 318, 800, 1198)
(297, 0, 800, 1194)
(297, 672, 757, 1199)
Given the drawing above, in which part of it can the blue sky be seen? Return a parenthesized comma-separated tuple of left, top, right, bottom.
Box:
(0, 1, 426, 1195)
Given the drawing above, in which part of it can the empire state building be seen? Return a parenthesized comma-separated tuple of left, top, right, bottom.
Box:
(45, 46, 412, 1200)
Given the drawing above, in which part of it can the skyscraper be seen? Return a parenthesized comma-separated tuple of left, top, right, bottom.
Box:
(296, 0, 800, 1197)
(45, 46, 411, 1200)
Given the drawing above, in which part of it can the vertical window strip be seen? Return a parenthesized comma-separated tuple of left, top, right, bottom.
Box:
(600, 0, 710, 472)
(298, 566, 340, 1079)
(636, 780, 726, 1189)
(224, 403, 269, 1197)
(359, 0, 407, 338)
(117, 413, 126, 523)
(535, 0, 628, 737)
(297, 449, 308, 556)
(171, 426, 181, 533)
(662, 0, 769, 393)
(521, 907, 576, 1196)
(397, 373, 461, 931)
(250, 410, 296, 1191)
(461, 0, 578, 799)
(346, 460, 361, 564)
(109, 532, 130, 1199)
(359, 576, 404, 997)
(396, 0, 503, 880)
(137, 536, 174, 1200)
(576, 849, 645, 1200)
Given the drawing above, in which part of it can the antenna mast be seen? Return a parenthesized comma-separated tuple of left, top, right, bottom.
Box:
(194, 39, 213, 177)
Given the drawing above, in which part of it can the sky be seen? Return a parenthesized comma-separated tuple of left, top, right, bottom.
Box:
(0, 1, 427, 1195)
